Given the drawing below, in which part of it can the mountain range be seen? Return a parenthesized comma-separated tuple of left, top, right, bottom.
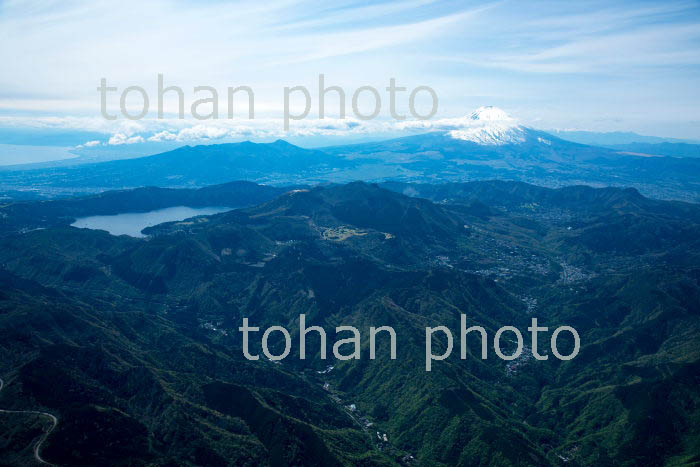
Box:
(1, 107, 699, 465)
(1, 179, 699, 465)
(2, 107, 699, 202)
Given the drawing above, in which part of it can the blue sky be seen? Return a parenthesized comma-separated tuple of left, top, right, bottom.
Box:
(0, 0, 699, 150)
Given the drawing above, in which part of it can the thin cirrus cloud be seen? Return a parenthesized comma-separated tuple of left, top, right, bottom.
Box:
(0, 0, 699, 140)
(264, 5, 494, 66)
(428, 1, 700, 74)
(0, 0, 487, 108)
(469, 24, 700, 73)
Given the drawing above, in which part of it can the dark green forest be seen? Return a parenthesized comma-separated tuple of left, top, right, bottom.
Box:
(1, 180, 698, 465)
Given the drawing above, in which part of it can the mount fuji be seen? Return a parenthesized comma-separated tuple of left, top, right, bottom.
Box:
(325, 106, 617, 164)
(445, 106, 528, 145)
(320, 107, 700, 201)
(1, 106, 698, 202)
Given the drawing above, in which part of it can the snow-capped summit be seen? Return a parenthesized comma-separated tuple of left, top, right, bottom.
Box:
(449, 106, 526, 145)
(468, 106, 514, 122)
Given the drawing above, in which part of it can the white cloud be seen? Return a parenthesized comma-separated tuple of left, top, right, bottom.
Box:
(147, 131, 178, 142)
(71, 107, 527, 146)
(430, 2, 700, 74)
(0, 0, 698, 138)
(176, 125, 231, 141)
(108, 133, 145, 145)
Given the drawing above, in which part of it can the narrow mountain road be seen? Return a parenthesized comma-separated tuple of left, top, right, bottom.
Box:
(0, 377, 58, 466)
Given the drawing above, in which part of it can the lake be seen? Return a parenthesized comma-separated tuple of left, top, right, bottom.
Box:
(71, 206, 233, 238)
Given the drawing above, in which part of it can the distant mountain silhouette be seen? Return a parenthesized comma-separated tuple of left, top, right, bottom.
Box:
(1, 110, 699, 202)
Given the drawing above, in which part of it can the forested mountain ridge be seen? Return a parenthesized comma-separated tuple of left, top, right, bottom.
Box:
(0, 180, 698, 465)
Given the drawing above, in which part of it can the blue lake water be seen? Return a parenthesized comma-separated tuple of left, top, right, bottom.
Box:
(71, 206, 232, 238)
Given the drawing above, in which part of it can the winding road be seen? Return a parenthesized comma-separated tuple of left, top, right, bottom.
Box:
(0, 377, 58, 466)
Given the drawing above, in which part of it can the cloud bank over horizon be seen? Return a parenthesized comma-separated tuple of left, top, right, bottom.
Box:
(0, 106, 553, 149)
